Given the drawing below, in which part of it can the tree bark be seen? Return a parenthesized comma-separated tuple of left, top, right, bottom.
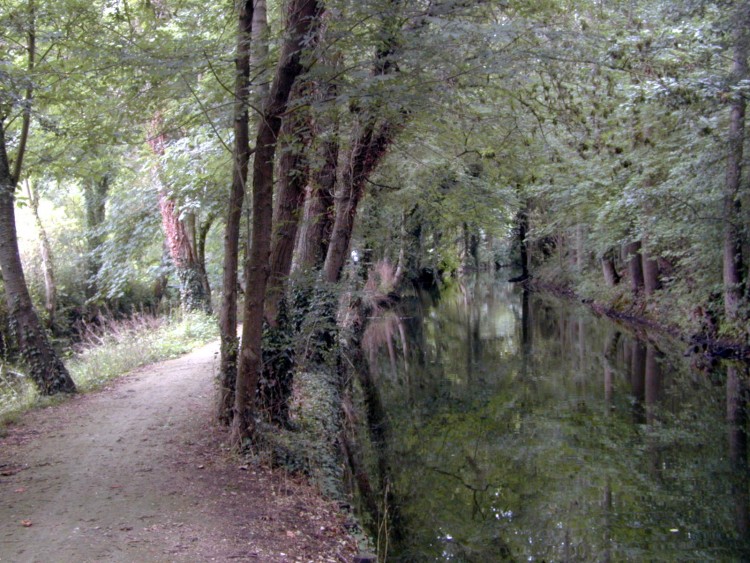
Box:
(294, 88, 339, 272)
(195, 215, 214, 308)
(0, 122, 76, 395)
(642, 246, 661, 296)
(321, 4, 407, 283)
(231, 0, 323, 447)
(217, 0, 255, 425)
(323, 121, 400, 283)
(156, 191, 209, 312)
(265, 84, 312, 325)
(723, 1, 750, 322)
(623, 240, 644, 294)
(149, 118, 210, 313)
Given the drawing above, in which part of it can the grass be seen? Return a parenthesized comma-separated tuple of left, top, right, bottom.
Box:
(0, 311, 218, 423)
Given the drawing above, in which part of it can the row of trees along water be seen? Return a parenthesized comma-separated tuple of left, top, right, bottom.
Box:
(1, 0, 750, 445)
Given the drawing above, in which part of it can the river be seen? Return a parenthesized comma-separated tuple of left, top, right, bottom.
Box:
(362, 278, 750, 561)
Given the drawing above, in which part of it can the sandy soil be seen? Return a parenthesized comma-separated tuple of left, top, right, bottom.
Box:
(0, 341, 358, 562)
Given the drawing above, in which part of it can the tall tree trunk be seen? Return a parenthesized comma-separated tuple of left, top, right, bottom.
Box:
(217, 0, 256, 424)
(624, 240, 644, 294)
(181, 211, 213, 311)
(723, 1, 750, 322)
(25, 179, 56, 328)
(294, 89, 339, 272)
(322, 120, 400, 283)
(156, 191, 208, 312)
(265, 84, 312, 325)
(0, 122, 76, 395)
(642, 245, 661, 296)
(321, 5, 407, 283)
(83, 174, 110, 301)
(149, 119, 209, 313)
(196, 215, 214, 309)
(231, 0, 323, 447)
(0, 1, 74, 395)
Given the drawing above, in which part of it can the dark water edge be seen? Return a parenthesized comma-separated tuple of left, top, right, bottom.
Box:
(362, 277, 750, 562)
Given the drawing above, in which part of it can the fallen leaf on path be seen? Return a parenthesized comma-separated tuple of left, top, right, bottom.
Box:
(20, 520, 32, 527)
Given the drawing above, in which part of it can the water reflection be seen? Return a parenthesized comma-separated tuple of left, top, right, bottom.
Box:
(363, 279, 750, 562)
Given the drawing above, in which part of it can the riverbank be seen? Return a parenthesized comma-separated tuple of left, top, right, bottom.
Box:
(527, 276, 750, 362)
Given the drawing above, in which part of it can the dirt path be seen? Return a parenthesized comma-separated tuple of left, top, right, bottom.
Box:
(0, 342, 358, 562)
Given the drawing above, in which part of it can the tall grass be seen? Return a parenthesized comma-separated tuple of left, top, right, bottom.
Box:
(0, 311, 218, 422)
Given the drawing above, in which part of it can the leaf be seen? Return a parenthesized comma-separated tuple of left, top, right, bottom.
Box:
(20, 520, 32, 527)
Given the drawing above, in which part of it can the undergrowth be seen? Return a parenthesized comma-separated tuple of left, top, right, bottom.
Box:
(0, 311, 217, 423)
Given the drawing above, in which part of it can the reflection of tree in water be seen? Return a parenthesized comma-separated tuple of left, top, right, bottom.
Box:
(363, 310, 408, 381)
(365, 280, 750, 561)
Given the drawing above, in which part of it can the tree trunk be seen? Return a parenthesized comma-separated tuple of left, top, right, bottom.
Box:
(156, 193, 208, 312)
(321, 6, 407, 284)
(723, 1, 750, 322)
(624, 240, 644, 294)
(642, 246, 661, 296)
(83, 174, 110, 301)
(231, 0, 323, 447)
(149, 118, 209, 313)
(294, 95, 339, 272)
(265, 84, 312, 325)
(322, 121, 400, 283)
(25, 180, 56, 329)
(601, 254, 619, 287)
(0, 122, 76, 395)
(196, 215, 214, 309)
(217, 0, 254, 425)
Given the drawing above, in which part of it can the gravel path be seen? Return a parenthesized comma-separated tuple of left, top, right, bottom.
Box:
(0, 342, 357, 562)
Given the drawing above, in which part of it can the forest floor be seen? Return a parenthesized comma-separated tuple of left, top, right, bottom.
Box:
(0, 341, 358, 562)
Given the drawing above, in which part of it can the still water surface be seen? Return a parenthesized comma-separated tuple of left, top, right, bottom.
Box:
(364, 279, 750, 561)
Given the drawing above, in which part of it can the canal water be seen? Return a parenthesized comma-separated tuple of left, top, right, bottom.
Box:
(363, 278, 750, 561)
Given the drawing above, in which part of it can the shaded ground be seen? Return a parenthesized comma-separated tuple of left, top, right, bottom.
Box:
(0, 341, 358, 562)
